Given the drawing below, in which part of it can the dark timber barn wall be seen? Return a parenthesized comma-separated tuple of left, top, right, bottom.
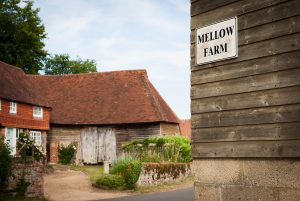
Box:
(48, 123, 161, 158)
(48, 122, 179, 162)
(190, 0, 300, 200)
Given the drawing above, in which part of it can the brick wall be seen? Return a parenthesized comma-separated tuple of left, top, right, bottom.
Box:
(49, 140, 59, 163)
(7, 160, 44, 197)
(47, 125, 81, 163)
(0, 99, 50, 130)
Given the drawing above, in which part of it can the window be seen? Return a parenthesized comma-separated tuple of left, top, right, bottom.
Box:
(30, 131, 42, 146)
(9, 102, 17, 114)
(33, 106, 43, 118)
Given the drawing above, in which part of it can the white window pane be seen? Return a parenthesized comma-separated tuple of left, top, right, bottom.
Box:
(30, 131, 42, 146)
(33, 106, 43, 118)
(10, 102, 17, 113)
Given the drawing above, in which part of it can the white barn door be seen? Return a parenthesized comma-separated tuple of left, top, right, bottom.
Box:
(81, 127, 116, 164)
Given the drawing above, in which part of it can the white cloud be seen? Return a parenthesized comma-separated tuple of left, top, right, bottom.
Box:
(35, 0, 191, 118)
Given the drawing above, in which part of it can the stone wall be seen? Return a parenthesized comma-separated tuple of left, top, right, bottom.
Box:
(137, 162, 191, 186)
(193, 159, 300, 201)
(7, 160, 44, 197)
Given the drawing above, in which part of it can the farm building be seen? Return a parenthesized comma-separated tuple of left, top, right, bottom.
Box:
(30, 70, 180, 164)
(0, 61, 50, 155)
(0, 61, 180, 164)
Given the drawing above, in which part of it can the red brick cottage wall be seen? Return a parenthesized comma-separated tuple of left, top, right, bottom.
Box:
(0, 99, 50, 149)
(0, 99, 50, 130)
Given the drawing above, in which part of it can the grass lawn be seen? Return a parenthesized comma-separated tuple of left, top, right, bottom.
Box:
(69, 164, 104, 183)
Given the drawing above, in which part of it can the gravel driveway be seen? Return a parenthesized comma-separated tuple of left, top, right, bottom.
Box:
(44, 165, 130, 201)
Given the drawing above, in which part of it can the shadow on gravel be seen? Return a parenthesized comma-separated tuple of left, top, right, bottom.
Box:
(97, 187, 194, 201)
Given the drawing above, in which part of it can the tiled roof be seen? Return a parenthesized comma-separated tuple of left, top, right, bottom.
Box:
(28, 70, 179, 125)
(0, 61, 49, 107)
(179, 119, 191, 139)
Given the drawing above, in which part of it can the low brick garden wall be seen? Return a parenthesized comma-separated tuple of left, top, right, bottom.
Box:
(7, 159, 44, 197)
(137, 162, 191, 186)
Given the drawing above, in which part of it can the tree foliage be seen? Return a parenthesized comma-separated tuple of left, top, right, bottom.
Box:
(0, 0, 47, 74)
(44, 54, 97, 75)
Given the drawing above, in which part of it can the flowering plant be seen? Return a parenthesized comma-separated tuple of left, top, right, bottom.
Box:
(17, 132, 45, 162)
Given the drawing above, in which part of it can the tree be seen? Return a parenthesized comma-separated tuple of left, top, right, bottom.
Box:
(44, 54, 97, 75)
(0, 0, 47, 74)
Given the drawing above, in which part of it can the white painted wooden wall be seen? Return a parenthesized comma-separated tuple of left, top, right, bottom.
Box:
(80, 127, 116, 164)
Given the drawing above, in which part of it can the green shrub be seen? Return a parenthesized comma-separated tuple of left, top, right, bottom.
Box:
(110, 157, 142, 189)
(95, 174, 125, 189)
(122, 136, 192, 163)
(58, 143, 77, 165)
(0, 137, 12, 190)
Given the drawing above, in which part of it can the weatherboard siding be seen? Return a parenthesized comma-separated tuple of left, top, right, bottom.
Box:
(0, 99, 50, 130)
(115, 123, 161, 153)
(160, 122, 181, 136)
(48, 123, 162, 158)
(191, 0, 300, 158)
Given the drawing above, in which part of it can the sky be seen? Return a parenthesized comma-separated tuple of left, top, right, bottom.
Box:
(34, 0, 191, 119)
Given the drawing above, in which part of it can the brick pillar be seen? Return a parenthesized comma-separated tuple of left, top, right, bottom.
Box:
(49, 140, 59, 163)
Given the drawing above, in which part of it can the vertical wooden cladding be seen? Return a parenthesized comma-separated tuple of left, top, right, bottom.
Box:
(191, 0, 300, 158)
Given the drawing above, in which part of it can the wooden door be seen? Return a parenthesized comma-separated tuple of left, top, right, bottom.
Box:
(81, 127, 116, 164)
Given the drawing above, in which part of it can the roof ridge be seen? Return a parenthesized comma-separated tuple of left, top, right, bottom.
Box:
(28, 69, 147, 78)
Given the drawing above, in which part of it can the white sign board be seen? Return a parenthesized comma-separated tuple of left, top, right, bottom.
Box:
(196, 17, 238, 65)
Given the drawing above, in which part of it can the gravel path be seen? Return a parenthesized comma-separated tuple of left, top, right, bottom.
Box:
(44, 165, 130, 201)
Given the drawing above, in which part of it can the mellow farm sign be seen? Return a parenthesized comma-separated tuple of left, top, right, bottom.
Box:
(196, 17, 238, 65)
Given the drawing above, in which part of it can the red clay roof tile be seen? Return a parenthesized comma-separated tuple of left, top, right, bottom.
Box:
(0, 61, 49, 107)
(179, 119, 191, 139)
(1, 60, 180, 125)
(28, 70, 179, 125)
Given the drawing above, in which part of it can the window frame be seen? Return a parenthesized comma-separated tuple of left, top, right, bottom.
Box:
(30, 131, 42, 146)
(33, 106, 43, 118)
(9, 102, 17, 114)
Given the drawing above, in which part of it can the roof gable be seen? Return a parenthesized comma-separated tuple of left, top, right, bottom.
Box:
(29, 70, 179, 125)
(0, 61, 49, 107)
